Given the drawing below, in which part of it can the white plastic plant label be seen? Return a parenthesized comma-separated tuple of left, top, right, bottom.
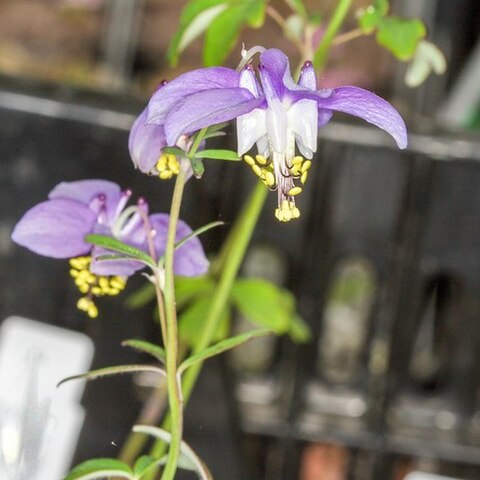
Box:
(0, 316, 94, 480)
(405, 472, 462, 480)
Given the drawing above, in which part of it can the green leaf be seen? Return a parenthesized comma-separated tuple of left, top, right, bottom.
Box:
(133, 426, 213, 480)
(162, 146, 186, 157)
(357, 0, 388, 33)
(190, 156, 205, 178)
(179, 298, 230, 347)
(175, 275, 215, 309)
(64, 458, 133, 480)
(167, 0, 228, 66)
(231, 278, 292, 333)
(125, 282, 156, 309)
(244, 0, 266, 27)
(57, 364, 166, 388)
(132, 455, 167, 478)
(85, 234, 155, 269)
(194, 149, 240, 161)
(122, 339, 166, 363)
(179, 329, 271, 374)
(174, 220, 224, 251)
(376, 16, 426, 60)
(284, 0, 308, 18)
(203, 4, 247, 66)
(289, 315, 312, 343)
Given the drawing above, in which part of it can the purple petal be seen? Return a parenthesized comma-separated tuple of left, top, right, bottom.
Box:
(305, 86, 408, 149)
(147, 67, 240, 124)
(318, 109, 333, 127)
(164, 88, 264, 145)
(129, 108, 167, 174)
(298, 61, 317, 90)
(12, 198, 96, 258)
(149, 214, 209, 277)
(259, 49, 298, 100)
(49, 179, 123, 224)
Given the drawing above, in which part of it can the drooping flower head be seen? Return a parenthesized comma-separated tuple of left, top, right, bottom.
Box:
(141, 47, 407, 221)
(12, 180, 209, 317)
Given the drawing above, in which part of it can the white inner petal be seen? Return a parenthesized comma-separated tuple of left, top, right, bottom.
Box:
(266, 99, 288, 153)
(287, 99, 318, 157)
(236, 109, 267, 156)
(256, 135, 271, 159)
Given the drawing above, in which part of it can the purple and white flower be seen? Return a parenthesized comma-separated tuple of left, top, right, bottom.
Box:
(143, 47, 407, 221)
(12, 180, 209, 317)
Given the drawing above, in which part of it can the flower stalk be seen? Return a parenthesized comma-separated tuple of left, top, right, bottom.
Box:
(313, 0, 354, 69)
(160, 165, 187, 480)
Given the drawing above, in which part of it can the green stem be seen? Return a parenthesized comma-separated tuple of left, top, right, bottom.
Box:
(313, 0, 354, 70)
(160, 166, 188, 480)
(147, 181, 268, 476)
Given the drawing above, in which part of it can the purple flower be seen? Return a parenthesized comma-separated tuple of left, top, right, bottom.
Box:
(146, 48, 407, 221)
(12, 180, 209, 317)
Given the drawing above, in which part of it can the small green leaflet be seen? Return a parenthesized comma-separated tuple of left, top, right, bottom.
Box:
(203, 4, 247, 66)
(85, 234, 155, 269)
(167, 0, 228, 66)
(175, 275, 215, 309)
(122, 339, 166, 363)
(357, 0, 388, 33)
(190, 156, 205, 178)
(133, 455, 167, 478)
(174, 220, 224, 251)
(284, 0, 308, 18)
(376, 16, 426, 60)
(64, 458, 133, 480)
(179, 298, 230, 347)
(162, 146, 186, 157)
(57, 364, 166, 388)
(178, 328, 271, 375)
(194, 149, 240, 161)
(133, 425, 213, 480)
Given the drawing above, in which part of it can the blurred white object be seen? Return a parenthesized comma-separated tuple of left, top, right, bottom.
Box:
(405, 473, 461, 480)
(0, 316, 94, 480)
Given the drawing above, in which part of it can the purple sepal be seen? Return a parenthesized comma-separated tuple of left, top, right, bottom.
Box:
(12, 198, 96, 258)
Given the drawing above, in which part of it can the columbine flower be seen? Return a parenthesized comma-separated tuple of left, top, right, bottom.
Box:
(11, 180, 209, 318)
(145, 47, 407, 221)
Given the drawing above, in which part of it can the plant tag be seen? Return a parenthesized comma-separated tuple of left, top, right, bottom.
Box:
(0, 316, 94, 480)
(405, 473, 462, 480)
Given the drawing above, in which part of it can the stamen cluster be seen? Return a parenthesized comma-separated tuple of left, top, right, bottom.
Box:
(69, 256, 126, 318)
(156, 153, 180, 180)
(243, 154, 311, 222)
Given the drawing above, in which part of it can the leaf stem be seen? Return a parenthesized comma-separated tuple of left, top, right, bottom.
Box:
(332, 27, 368, 46)
(313, 0, 354, 70)
(148, 181, 268, 471)
(160, 166, 188, 480)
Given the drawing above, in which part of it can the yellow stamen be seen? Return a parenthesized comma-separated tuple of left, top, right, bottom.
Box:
(292, 156, 303, 165)
(156, 153, 180, 180)
(252, 164, 263, 178)
(265, 171, 276, 187)
(69, 256, 127, 318)
(301, 160, 312, 172)
(301, 171, 308, 184)
(275, 200, 301, 222)
(288, 186, 302, 196)
(255, 155, 268, 165)
(243, 155, 255, 166)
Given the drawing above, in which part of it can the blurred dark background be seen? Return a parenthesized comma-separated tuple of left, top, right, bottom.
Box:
(1, 0, 480, 479)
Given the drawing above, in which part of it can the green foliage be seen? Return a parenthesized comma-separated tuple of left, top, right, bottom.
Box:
(122, 339, 166, 363)
(231, 278, 310, 341)
(168, 0, 267, 67)
(133, 456, 164, 478)
(85, 234, 155, 269)
(376, 17, 426, 60)
(175, 275, 215, 309)
(64, 458, 133, 480)
(194, 149, 240, 161)
(58, 364, 166, 388)
(357, 0, 388, 33)
(178, 328, 271, 374)
(132, 426, 213, 479)
(179, 297, 230, 346)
